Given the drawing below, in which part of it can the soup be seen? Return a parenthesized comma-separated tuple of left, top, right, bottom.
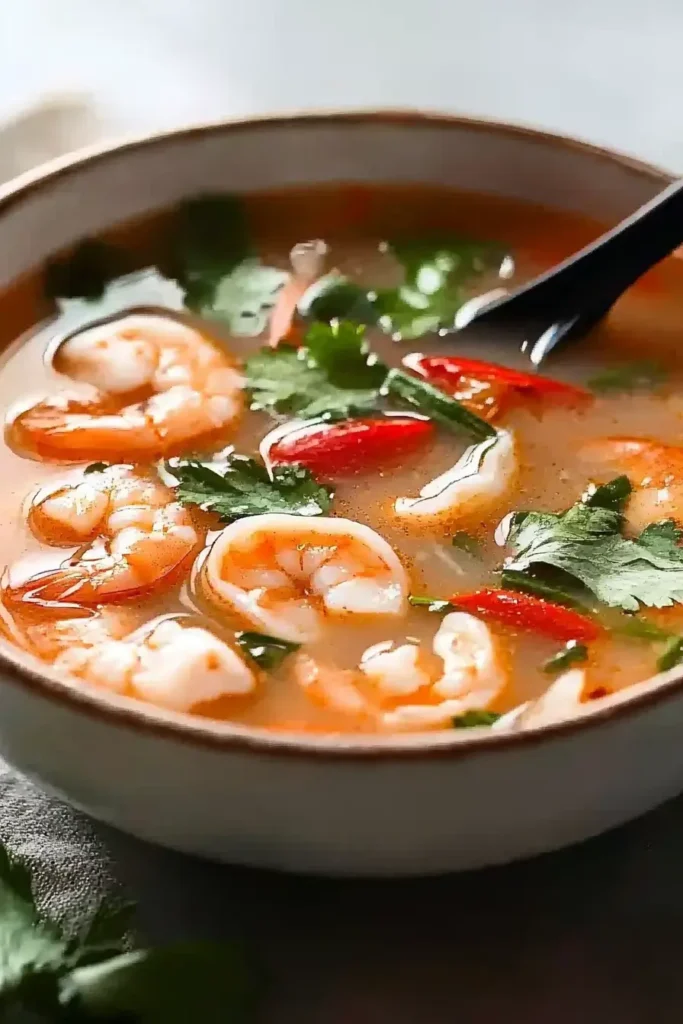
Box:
(1, 184, 683, 735)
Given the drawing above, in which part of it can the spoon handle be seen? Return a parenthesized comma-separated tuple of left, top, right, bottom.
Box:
(468, 178, 683, 351)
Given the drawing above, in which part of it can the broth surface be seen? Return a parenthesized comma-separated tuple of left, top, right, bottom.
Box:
(1, 185, 683, 733)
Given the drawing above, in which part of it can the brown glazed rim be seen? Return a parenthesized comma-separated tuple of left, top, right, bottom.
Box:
(0, 108, 678, 762)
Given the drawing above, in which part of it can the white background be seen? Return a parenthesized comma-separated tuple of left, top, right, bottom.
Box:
(0, 0, 681, 171)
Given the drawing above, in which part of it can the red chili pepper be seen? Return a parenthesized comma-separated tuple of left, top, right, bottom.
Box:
(267, 416, 434, 476)
(405, 354, 590, 406)
(450, 588, 602, 642)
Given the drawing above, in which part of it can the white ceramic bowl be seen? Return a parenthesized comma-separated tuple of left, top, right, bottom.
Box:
(0, 112, 681, 877)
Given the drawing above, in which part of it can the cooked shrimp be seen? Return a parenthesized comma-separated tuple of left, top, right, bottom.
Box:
(12, 608, 256, 712)
(268, 240, 327, 346)
(394, 429, 517, 523)
(6, 465, 199, 607)
(492, 669, 587, 730)
(580, 437, 683, 532)
(7, 313, 243, 461)
(201, 513, 409, 643)
(292, 611, 508, 732)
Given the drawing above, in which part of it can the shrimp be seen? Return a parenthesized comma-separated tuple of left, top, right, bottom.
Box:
(580, 437, 683, 532)
(201, 513, 409, 643)
(292, 611, 508, 732)
(394, 429, 517, 523)
(492, 669, 587, 730)
(5, 464, 200, 607)
(7, 313, 244, 461)
(268, 240, 327, 346)
(12, 609, 256, 713)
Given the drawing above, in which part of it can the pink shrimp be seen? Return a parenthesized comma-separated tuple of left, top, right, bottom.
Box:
(4, 464, 201, 609)
(580, 436, 683, 532)
(6, 313, 243, 461)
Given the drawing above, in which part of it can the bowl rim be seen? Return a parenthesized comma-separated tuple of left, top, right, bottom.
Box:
(0, 106, 680, 762)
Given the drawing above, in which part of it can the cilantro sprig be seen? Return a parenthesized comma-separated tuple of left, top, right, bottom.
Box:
(245, 320, 494, 441)
(168, 454, 333, 520)
(235, 631, 300, 669)
(505, 477, 683, 612)
(0, 840, 257, 1022)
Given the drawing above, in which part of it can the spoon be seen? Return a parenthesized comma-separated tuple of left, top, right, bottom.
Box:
(455, 178, 683, 365)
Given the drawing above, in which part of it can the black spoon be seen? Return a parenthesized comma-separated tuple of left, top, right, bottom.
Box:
(455, 178, 683, 365)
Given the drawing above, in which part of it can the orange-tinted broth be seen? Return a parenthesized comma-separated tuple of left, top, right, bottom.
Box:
(1, 184, 683, 732)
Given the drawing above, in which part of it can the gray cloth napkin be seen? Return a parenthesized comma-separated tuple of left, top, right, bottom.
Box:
(2, 100, 683, 1023)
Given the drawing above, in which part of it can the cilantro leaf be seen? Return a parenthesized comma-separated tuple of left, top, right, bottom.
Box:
(235, 631, 300, 670)
(452, 709, 502, 728)
(505, 481, 683, 611)
(202, 259, 288, 336)
(305, 239, 504, 340)
(583, 475, 632, 512)
(542, 641, 589, 676)
(169, 455, 333, 520)
(657, 636, 683, 672)
(245, 322, 384, 419)
(587, 361, 667, 394)
(65, 943, 257, 1023)
(171, 194, 252, 307)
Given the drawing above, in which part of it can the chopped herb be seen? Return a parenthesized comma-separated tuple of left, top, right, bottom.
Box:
(451, 531, 482, 558)
(583, 475, 632, 512)
(542, 641, 589, 676)
(0, 837, 257, 1022)
(44, 239, 132, 301)
(587, 361, 667, 394)
(305, 321, 387, 390)
(384, 368, 496, 442)
(408, 595, 452, 612)
(235, 631, 300, 670)
(452, 709, 502, 728)
(617, 617, 674, 642)
(304, 239, 505, 340)
(500, 568, 591, 609)
(84, 462, 110, 475)
(505, 481, 683, 611)
(168, 455, 333, 520)
(657, 636, 683, 672)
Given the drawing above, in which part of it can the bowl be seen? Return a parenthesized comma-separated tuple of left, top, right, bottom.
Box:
(0, 111, 680, 877)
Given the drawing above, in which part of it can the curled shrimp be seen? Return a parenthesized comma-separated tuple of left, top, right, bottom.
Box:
(201, 513, 409, 643)
(5, 464, 200, 608)
(394, 429, 518, 524)
(580, 436, 683, 532)
(12, 608, 256, 712)
(293, 611, 508, 732)
(7, 313, 243, 461)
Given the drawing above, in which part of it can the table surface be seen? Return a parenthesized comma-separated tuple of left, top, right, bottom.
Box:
(2, 2, 683, 1019)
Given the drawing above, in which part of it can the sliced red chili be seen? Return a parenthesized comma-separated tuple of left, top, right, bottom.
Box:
(267, 416, 434, 476)
(404, 354, 591, 407)
(450, 588, 602, 643)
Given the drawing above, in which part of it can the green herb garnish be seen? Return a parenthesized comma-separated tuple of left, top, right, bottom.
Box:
(235, 631, 300, 670)
(168, 455, 333, 520)
(408, 595, 452, 612)
(500, 568, 591, 610)
(542, 641, 589, 676)
(587, 361, 667, 394)
(617, 617, 674, 642)
(657, 636, 683, 672)
(0, 839, 257, 1021)
(452, 709, 502, 728)
(384, 368, 496, 441)
(45, 239, 132, 301)
(451, 532, 482, 558)
(306, 239, 504, 340)
(583, 474, 632, 512)
(505, 480, 683, 611)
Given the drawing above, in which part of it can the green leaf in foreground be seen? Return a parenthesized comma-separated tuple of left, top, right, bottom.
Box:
(169, 455, 333, 520)
(587, 360, 667, 394)
(384, 368, 495, 441)
(452, 709, 502, 728)
(235, 631, 300, 670)
(542, 641, 589, 676)
(505, 480, 683, 611)
(657, 636, 683, 672)
(451, 531, 482, 558)
(245, 321, 384, 419)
